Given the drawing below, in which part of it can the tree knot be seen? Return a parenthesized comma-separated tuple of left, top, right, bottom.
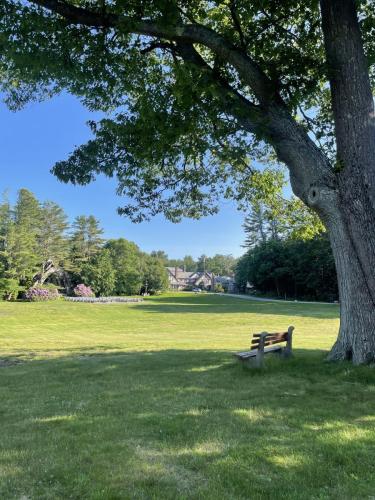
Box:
(307, 186, 321, 206)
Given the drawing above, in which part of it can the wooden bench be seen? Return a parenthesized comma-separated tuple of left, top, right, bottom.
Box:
(235, 326, 294, 367)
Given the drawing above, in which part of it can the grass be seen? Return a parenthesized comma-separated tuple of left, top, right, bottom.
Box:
(0, 292, 374, 499)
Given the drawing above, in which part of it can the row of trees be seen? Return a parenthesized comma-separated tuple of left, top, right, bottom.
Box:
(0, 189, 168, 298)
(151, 251, 237, 276)
(236, 197, 338, 302)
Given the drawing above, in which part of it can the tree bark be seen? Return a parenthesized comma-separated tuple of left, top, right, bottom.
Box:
(33, 260, 57, 285)
(318, 0, 375, 363)
(324, 202, 375, 364)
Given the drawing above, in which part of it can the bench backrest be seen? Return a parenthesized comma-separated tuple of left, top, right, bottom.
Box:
(251, 331, 289, 350)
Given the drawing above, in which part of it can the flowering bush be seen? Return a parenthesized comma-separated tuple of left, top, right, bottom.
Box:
(73, 284, 95, 297)
(26, 286, 60, 301)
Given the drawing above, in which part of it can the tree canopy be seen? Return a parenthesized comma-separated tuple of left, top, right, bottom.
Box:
(2, 0, 373, 221)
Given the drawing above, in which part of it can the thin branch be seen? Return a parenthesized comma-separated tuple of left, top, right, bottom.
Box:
(228, 0, 247, 50)
(213, 125, 254, 174)
(259, 9, 300, 43)
(140, 41, 176, 55)
(176, 6, 197, 24)
(298, 105, 325, 150)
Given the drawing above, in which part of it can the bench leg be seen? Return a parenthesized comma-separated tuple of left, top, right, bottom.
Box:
(240, 354, 263, 368)
(255, 351, 264, 368)
(282, 348, 292, 358)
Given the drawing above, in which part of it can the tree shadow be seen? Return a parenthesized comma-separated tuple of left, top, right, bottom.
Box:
(141, 294, 339, 319)
(0, 348, 374, 498)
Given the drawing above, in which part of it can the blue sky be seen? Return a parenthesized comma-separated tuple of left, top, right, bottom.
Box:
(0, 92, 247, 259)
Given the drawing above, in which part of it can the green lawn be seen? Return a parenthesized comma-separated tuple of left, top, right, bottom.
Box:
(0, 293, 374, 499)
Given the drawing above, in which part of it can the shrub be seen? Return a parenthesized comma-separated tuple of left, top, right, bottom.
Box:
(214, 283, 225, 293)
(0, 278, 21, 301)
(26, 285, 60, 301)
(73, 283, 95, 297)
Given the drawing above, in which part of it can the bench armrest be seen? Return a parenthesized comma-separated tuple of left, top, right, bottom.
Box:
(285, 326, 294, 356)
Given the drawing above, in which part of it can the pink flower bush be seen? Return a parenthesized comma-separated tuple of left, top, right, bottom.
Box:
(26, 287, 60, 301)
(74, 284, 95, 297)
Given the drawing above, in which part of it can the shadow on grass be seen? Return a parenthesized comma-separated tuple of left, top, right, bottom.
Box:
(0, 348, 374, 498)
(141, 294, 339, 319)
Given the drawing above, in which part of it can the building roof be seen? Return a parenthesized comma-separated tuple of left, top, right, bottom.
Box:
(166, 267, 214, 286)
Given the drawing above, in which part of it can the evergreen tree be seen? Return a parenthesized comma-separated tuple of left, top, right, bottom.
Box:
(35, 201, 69, 284)
(0, 195, 12, 275)
(9, 189, 41, 283)
(86, 216, 104, 259)
(243, 204, 268, 248)
(70, 215, 104, 275)
(243, 196, 325, 248)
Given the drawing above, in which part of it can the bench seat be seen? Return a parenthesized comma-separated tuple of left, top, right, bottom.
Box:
(235, 345, 283, 361)
(235, 326, 294, 367)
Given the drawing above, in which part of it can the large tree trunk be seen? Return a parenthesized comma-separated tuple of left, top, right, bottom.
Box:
(326, 205, 375, 364)
(303, 174, 375, 364)
(317, 0, 375, 364)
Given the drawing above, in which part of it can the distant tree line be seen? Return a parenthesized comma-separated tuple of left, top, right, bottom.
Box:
(151, 251, 237, 276)
(236, 197, 338, 302)
(0, 189, 168, 299)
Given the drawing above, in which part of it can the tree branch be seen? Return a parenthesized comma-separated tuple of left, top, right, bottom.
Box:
(28, 0, 275, 105)
(140, 41, 175, 55)
(173, 41, 263, 136)
(27, 0, 334, 198)
(228, 0, 247, 50)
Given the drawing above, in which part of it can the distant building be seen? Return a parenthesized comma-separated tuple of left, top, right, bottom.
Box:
(214, 275, 237, 293)
(166, 267, 214, 290)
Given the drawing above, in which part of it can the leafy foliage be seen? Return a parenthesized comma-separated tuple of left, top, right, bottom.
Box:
(81, 249, 116, 296)
(2, 0, 373, 220)
(238, 184, 334, 300)
(243, 192, 325, 248)
(105, 238, 143, 295)
(197, 254, 237, 275)
(0, 277, 21, 300)
(142, 255, 169, 294)
(236, 235, 338, 301)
